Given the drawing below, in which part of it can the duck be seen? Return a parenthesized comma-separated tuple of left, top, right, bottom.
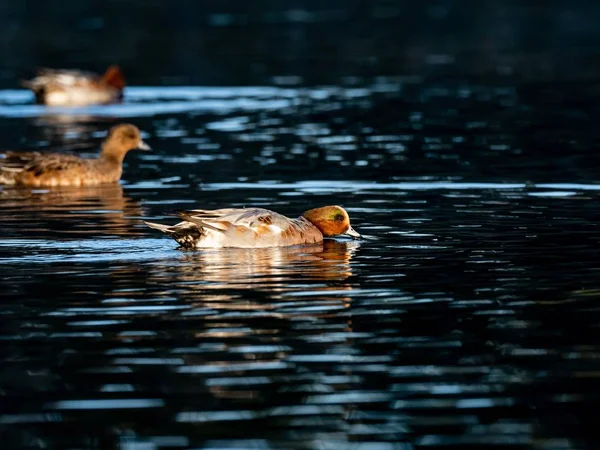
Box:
(0, 123, 150, 187)
(22, 65, 126, 106)
(144, 205, 361, 248)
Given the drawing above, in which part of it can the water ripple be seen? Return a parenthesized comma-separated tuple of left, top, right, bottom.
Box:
(1, 81, 600, 449)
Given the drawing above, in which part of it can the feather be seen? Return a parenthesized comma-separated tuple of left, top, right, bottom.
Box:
(176, 212, 227, 233)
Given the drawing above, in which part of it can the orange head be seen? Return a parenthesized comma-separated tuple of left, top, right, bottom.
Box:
(302, 205, 360, 239)
(102, 65, 126, 90)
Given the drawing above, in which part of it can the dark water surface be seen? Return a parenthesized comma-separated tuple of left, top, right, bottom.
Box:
(2, 80, 600, 449)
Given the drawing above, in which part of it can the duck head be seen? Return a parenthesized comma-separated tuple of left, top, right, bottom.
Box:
(302, 205, 360, 239)
(102, 65, 126, 90)
(100, 123, 150, 163)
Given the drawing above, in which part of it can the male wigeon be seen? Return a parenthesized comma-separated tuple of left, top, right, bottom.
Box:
(144, 205, 361, 248)
(0, 123, 150, 187)
(22, 65, 126, 106)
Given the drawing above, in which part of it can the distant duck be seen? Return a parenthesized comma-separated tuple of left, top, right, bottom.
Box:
(22, 65, 126, 106)
(144, 205, 361, 248)
(0, 123, 150, 187)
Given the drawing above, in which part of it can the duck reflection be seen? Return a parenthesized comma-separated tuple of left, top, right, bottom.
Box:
(149, 241, 362, 403)
(180, 239, 358, 284)
(148, 240, 360, 303)
(0, 184, 145, 236)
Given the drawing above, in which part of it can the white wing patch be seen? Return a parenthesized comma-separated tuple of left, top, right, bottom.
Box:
(264, 224, 284, 235)
(195, 228, 227, 248)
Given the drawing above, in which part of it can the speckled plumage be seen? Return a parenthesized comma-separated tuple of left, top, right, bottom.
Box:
(0, 123, 150, 187)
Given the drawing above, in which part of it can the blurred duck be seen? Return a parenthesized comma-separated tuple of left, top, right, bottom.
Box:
(145, 205, 361, 248)
(22, 65, 125, 106)
(0, 123, 150, 187)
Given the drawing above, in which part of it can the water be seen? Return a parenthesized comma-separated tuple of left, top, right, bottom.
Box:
(1, 80, 600, 449)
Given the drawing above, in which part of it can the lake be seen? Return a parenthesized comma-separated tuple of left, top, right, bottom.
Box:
(2, 3, 600, 449)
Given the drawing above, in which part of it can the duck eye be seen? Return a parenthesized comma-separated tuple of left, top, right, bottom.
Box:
(334, 213, 344, 222)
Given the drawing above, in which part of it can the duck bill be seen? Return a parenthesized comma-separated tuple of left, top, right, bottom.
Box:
(137, 140, 151, 151)
(344, 226, 361, 239)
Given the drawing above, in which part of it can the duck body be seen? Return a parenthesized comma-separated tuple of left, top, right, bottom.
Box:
(22, 66, 125, 106)
(145, 205, 360, 249)
(0, 153, 122, 187)
(0, 123, 149, 187)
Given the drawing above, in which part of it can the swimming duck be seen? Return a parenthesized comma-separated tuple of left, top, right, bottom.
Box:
(144, 205, 361, 248)
(0, 123, 150, 187)
(22, 65, 126, 106)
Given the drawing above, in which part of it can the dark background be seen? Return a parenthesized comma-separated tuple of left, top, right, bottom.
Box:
(1, 0, 600, 87)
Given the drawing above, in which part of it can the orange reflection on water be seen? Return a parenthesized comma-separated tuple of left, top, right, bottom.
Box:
(0, 184, 145, 236)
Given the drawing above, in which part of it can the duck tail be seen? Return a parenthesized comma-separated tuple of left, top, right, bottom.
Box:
(21, 79, 43, 93)
(102, 65, 126, 90)
(143, 221, 175, 235)
(144, 219, 205, 249)
(177, 212, 226, 233)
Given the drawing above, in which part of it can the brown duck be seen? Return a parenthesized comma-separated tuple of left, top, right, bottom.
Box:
(22, 65, 126, 106)
(0, 123, 150, 187)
